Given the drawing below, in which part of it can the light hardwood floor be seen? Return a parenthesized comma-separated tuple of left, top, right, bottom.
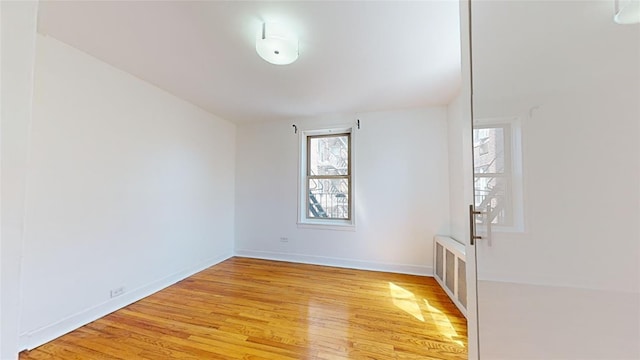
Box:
(20, 257, 467, 359)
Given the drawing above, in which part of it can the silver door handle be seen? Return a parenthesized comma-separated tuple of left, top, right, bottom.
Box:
(469, 204, 482, 245)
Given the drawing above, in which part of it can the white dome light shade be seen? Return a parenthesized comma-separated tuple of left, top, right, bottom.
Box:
(256, 22, 299, 65)
(615, 0, 640, 24)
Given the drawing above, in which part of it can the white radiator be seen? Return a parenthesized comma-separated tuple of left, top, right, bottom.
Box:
(433, 235, 467, 317)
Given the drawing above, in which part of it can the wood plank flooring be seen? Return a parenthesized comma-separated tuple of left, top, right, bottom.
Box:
(20, 257, 467, 359)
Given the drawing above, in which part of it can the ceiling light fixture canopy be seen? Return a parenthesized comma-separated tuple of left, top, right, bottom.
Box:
(256, 22, 299, 65)
(614, 0, 640, 24)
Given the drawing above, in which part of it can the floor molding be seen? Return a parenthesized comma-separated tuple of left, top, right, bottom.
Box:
(234, 249, 433, 276)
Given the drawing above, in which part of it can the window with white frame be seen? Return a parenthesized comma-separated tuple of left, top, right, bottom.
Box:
(473, 119, 523, 231)
(299, 127, 354, 227)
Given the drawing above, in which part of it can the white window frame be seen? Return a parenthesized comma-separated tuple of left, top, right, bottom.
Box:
(298, 125, 355, 230)
(474, 117, 524, 233)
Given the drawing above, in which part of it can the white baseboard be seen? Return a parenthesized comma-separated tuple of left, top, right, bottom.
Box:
(234, 249, 433, 276)
(19, 252, 233, 351)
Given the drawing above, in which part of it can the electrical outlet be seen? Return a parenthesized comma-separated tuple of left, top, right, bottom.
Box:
(279, 237, 289, 243)
(110, 286, 125, 298)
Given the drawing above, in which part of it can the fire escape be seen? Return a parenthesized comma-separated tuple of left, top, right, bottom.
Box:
(308, 136, 349, 219)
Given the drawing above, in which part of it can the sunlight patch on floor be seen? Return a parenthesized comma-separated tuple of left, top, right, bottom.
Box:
(424, 299, 465, 347)
(388, 282, 424, 322)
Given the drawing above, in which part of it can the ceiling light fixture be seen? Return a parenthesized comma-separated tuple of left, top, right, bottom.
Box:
(256, 22, 299, 65)
(614, 0, 640, 24)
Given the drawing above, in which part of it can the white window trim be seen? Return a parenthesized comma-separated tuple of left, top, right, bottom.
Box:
(474, 116, 524, 233)
(297, 125, 356, 230)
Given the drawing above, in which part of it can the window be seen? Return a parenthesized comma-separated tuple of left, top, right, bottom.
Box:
(298, 127, 354, 228)
(473, 119, 523, 231)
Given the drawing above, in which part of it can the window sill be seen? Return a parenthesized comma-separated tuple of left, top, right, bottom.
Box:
(297, 221, 356, 231)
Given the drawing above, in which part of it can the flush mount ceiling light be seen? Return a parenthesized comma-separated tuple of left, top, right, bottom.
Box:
(614, 0, 640, 24)
(256, 22, 299, 65)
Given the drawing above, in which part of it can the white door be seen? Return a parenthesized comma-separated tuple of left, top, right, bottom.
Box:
(468, 1, 640, 359)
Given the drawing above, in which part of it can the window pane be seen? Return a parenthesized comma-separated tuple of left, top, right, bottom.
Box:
(309, 135, 349, 176)
(474, 127, 505, 174)
(308, 178, 349, 219)
(474, 176, 511, 225)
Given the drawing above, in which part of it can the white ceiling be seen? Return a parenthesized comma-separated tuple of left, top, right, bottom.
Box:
(37, 1, 461, 123)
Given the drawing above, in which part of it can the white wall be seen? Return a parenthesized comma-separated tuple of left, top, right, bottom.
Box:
(235, 109, 450, 274)
(1, 2, 39, 359)
(469, 1, 640, 358)
(18, 35, 236, 350)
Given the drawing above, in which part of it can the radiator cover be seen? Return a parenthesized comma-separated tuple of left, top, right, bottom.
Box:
(433, 236, 467, 317)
